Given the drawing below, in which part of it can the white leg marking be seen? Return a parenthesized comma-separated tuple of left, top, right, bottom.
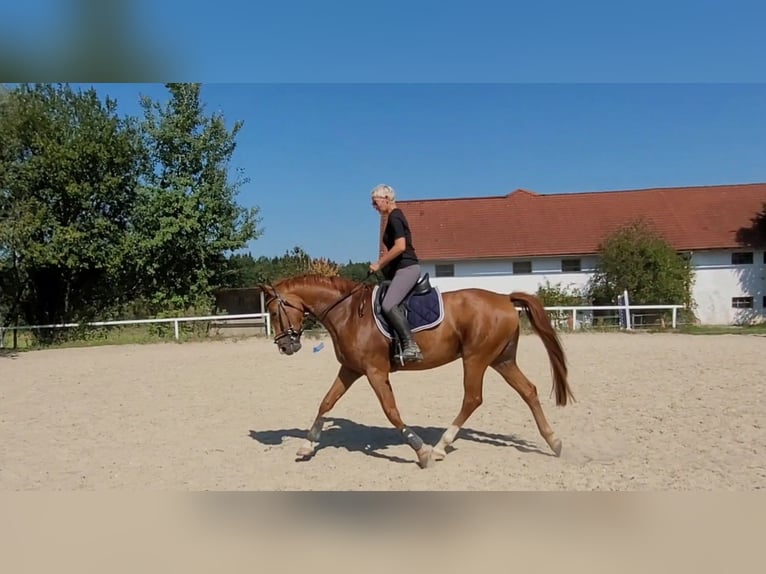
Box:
(433, 424, 461, 459)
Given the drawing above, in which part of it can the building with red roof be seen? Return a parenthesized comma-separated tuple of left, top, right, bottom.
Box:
(381, 182, 766, 325)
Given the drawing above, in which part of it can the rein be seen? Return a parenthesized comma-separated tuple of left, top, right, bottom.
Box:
(314, 276, 372, 323)
(264, 273, 375, 344)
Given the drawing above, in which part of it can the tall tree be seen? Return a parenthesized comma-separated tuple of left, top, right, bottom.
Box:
(0, 83, 143, 332)
(130, 83, 262, 313)
(339, 260, 375, 283)
(222, 250, 376, 288)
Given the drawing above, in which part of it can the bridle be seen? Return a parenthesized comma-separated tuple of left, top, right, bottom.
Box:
(264, 288, 305, 349)
(264, 273, 374, 349)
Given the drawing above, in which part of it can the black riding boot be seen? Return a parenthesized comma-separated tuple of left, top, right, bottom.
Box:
(383, 304, 423, 363)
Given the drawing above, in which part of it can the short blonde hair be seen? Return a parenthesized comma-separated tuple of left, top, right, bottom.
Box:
(370, 183, 396, 201)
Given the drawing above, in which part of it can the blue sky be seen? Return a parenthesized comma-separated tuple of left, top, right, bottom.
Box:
(4, 1, 765, 263)
(70, 83, 766, 264)
(4, 0, 764, 82)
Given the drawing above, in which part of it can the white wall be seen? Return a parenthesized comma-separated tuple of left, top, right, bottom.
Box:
(418, 250, 766, 325)
(420, 256, 598, 296)
(689, 250, 765, 324)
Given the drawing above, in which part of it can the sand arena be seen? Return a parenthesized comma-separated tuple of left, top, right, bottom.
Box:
(1, 331, 763, 490)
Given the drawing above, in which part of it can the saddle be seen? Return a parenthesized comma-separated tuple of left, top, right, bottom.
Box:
(373, 272, 433, 317)
(371, 273, 445, 360)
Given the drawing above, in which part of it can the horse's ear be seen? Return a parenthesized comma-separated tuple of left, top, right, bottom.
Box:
(258, 284, 275, 299)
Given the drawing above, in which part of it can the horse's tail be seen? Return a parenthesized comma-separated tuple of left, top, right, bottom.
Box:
(509, 292, 574, 406)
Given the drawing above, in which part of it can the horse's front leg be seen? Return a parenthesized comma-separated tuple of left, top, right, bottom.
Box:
(296, 365, 361, 460)
(365, 368, 435, 469)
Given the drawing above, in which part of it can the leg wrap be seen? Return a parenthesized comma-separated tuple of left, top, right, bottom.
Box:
(401, 426, 424, 451)
(307, 419, 323, 442)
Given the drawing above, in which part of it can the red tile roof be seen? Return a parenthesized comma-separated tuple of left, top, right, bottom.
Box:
(379, 183, 766, 261)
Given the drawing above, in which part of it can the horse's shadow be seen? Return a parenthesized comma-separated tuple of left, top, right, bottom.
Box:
(248, 417, 552, 465)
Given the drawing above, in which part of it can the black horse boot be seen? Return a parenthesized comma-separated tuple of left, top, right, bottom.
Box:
(384, 304, 423, 363)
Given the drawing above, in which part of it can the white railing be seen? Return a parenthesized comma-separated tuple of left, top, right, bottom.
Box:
(0, 312, 271, 349)
(538, 289, 684, 330)
(0, 299, 687, 349)
(534, 304, 684, 330)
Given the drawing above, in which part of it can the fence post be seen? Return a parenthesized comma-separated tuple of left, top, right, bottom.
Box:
(0, 326, 4, 349)
(174, 320, 180, 341)
(672, 307, 678, 329)
(572, 308, 577, 330)
(623, 290, 632, 330)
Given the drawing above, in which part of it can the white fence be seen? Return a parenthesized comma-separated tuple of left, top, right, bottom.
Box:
(0, 298, 686, 349)
(538, 304, 684, 330)
(540, 289, 684, 330)
(0, 312, 271, 349)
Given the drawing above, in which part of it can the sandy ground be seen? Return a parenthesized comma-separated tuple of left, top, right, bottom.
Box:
(1, 331, 764, 491)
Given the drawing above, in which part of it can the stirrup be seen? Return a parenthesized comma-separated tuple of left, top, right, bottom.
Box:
(396, 341, 423, 363)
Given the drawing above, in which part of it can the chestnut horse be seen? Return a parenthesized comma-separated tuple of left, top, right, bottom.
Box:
(260, 273, 574, 468)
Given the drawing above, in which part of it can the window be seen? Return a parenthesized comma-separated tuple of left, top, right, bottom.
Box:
(434, 263, 454, 277)
(731, 252, 753, 264)
(731, 297, 753, 309)
(513, 261, 532, 274)
(561, 258, 581, 272)
(763, 252, 766, 264)
(763, 296, 766, 308)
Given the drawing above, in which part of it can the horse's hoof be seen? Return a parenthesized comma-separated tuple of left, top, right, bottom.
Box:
(417, 446, 436, 469)
(432, 446, 447, 461)
(550, 438, 562, 457)
(295, 443, 315, 460)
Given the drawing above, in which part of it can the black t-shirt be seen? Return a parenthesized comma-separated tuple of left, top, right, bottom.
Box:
(381, 208, 418, 279)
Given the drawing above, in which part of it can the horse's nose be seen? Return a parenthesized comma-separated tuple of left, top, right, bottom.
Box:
(279, 342, 297, 355)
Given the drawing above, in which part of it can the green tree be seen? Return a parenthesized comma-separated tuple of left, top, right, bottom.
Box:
(222, 249, 377, 289)
(0, 83, 143, 335)
(339, 260, 375, 282)
(222, 252, 262, 288)
(129, 83, 262, 314)
(536, 279, 586, 307)
(531, 280, 586, 329)
(587, 218, 695, 311)
(270, 246, 312, 281)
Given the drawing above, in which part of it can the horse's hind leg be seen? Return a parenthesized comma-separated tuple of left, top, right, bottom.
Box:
(491, 360, 562, 456)
(433, 357, 488, 461)
(296, 365, 361, 460)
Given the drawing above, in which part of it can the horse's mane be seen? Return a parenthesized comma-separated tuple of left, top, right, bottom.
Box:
(275, 273, 370, 294)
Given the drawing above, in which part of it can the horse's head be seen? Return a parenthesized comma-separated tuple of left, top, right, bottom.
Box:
(261, 284, 306, 355)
